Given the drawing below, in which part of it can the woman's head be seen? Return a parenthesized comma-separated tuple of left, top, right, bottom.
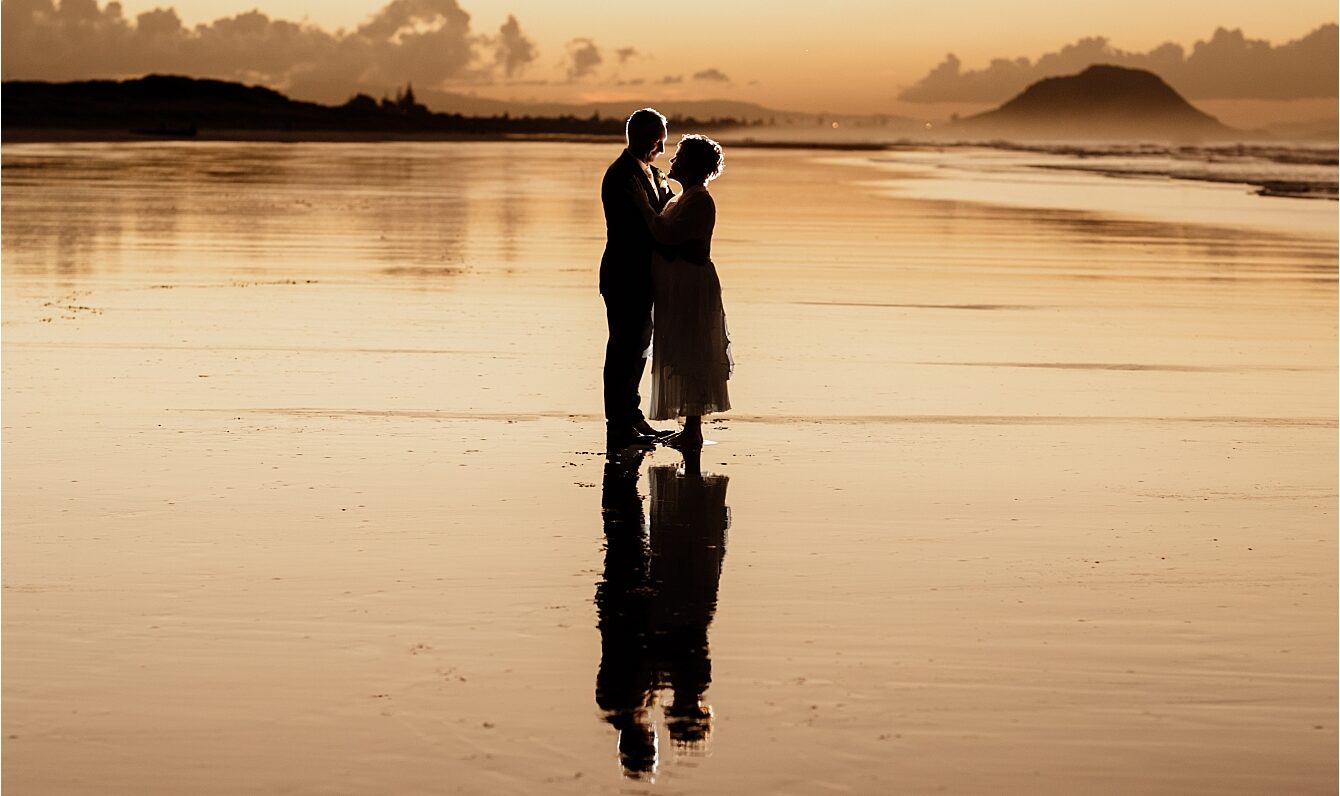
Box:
(668, 134, 724, 186)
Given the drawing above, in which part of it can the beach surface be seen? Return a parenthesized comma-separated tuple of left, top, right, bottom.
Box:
(3, 141, 1336, 794)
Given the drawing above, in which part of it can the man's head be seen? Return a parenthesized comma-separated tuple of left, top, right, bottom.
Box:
(626, 108, 668, 165)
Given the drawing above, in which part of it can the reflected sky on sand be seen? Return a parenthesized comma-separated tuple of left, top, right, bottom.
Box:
(0, 142, 580, 281)
(2, 141, 1334, 794)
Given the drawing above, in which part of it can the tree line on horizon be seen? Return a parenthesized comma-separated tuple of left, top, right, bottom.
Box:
(0, 74, 913, 138)
(0, 75, 780, 136)
(340, 82, 811, 130)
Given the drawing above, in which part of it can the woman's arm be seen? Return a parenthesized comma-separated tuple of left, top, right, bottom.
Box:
(622, 182, 714, 263)
(650, 194, 714, 245)
(622, 174, 660, 233)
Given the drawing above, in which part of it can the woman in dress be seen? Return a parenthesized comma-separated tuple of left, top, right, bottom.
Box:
(646, 135, 732, 450)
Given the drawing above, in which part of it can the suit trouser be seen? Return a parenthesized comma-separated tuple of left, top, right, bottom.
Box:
(602, 293, 653, 429)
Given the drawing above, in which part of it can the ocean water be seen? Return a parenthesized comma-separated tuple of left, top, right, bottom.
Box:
(859, 145, 1337, 238)
(1004, 142, 1339, 199)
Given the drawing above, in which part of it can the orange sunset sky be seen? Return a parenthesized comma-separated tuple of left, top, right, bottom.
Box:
(3, 0, 1336, 124)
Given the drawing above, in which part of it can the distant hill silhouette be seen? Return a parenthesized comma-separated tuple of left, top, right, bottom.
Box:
(0, 74, 756, 139)
(405, 89, 919, 132)
(410, 88, 809, 127)
(955, 65, 1235, 141)
(2, 75, 922, 142)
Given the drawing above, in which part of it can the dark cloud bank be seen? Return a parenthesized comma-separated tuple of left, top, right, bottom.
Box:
(692, 68, 730, 83)
(17, 1, 1323, 113)
(1, 0, 541, 102)
(902, 24, 1338, 103)
(3, 1, 737, 100)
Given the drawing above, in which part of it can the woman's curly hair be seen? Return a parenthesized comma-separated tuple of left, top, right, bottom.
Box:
(675, 134, 724, 183)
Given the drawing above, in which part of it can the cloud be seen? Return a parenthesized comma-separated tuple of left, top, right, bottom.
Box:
(564, 37, 601, 80)
(136, 7, 184, 37)
(692, 67, 730, 82)
(615, 47, 638, 65)
(900, 24, 1338, 103)
(658, 74, 683, 84)
(0, 0, 542, 103)
(493, 14, 536, 78)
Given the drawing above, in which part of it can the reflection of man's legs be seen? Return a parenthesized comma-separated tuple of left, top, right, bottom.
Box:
(597, 450, 657, 777)
(603, 295, 652, 433)
(597, 452, 651, 714)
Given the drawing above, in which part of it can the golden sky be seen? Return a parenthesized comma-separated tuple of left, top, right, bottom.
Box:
(8, 0, 1337, 116)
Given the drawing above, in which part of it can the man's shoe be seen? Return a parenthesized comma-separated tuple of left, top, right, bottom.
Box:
(633, 421, 675, 439)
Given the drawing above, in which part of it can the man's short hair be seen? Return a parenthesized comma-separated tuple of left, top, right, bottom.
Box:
(626, 108, 668, 149)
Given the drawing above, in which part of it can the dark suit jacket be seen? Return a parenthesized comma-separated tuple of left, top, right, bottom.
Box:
(599, 149, 673, 300)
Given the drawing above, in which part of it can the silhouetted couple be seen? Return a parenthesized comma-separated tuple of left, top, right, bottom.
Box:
(595, 447, 730, 779)
(600, 108, 732, 451)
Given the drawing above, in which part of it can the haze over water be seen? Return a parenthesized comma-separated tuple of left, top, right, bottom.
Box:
(3, 141, 1336, 793)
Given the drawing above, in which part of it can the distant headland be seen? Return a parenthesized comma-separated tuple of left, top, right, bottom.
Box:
(953, 65, 1235, 141)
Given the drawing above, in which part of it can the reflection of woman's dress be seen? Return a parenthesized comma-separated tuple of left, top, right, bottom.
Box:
(648, 464, 729, 637)
(649, 186, 732, 421)
(647, 464, 729, 745)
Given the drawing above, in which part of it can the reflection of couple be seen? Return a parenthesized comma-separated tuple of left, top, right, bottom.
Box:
(600, 108, 732, 451)
(595, 448, 730, 779)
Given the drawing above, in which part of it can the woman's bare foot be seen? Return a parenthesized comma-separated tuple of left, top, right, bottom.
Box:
(666, 429, 703, 450)
(667, 416, 704, 449)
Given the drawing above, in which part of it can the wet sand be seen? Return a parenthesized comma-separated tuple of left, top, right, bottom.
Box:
(3, 141, 1336, 793)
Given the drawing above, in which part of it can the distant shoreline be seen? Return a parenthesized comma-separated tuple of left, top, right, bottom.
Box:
(4, 129, 1331, 200)
(0, 127, 893, 151)
(0, 128, 620, 144)
(5, 127, 1332, 152)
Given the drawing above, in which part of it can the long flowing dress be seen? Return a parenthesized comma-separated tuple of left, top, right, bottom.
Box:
(648, 186, 732, 421)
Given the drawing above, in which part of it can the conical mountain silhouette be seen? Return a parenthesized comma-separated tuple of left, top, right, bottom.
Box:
(957, 64, 1233, 140)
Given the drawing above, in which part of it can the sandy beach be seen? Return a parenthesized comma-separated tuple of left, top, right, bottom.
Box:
(3, 140, 1336, 794)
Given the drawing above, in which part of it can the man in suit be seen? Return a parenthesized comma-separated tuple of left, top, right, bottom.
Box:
(600, 108, 676, 449)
